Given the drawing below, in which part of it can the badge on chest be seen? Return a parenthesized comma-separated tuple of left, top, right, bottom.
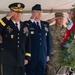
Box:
(11, 35, 14, 39)
(31, 31, 34, 34)
(30, 28, 34, 34)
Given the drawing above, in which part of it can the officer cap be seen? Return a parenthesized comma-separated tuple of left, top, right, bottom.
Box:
(9, 2, 25, 13)
(55, 12, 64, 17)
(32, 4, 41, 11)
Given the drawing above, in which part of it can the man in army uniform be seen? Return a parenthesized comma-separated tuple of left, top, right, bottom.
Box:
(46, 12, 67, 74)
(25, 4, 52, 75)
(0, 2, 31, 75)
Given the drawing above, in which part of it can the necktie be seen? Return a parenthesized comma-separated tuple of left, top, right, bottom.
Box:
(36, 22, 40, 32)
(15, 23, 18, 27)
(15, 23, 18, 29)
(15, 23, 20, 30)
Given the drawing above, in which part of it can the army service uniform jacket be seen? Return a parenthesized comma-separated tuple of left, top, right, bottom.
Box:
(0, 17, 31, 67)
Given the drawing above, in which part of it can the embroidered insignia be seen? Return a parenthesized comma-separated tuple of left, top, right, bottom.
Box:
(17, 4, 21, 8)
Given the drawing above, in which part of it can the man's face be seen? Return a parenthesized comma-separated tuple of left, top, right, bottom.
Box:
(12, 12, 22, 21)
(32, 10, 42, 20)
(56, 17, 64, 25)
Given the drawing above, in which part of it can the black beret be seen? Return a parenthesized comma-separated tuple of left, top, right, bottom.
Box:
(32, 4, 41, 11)
(55, 12, 64, 17)
(9, 2, 25, 12)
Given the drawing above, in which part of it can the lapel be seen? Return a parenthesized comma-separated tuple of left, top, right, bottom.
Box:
(29, 20, 36, 29)
(40, 21, 44, 32)
(9, 20, 18, 32)
(19, 21, 23, 34)
(32, 20, 44, 32)
(29, 20, 45, 33)
(9, 20, 23, 33)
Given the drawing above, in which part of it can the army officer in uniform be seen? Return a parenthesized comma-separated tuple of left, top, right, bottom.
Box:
(25, 4, 52, 75)
(0, 2, 31, 75)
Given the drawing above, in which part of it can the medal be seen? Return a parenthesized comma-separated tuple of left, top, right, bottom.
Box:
(23, 27, 28, 33)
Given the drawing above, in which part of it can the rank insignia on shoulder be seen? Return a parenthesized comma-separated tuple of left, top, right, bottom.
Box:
(45, 27, 48, 32)
(31, 31, 34, 34)
(23, 27, 28, 33)
(11, 35, 14, 39)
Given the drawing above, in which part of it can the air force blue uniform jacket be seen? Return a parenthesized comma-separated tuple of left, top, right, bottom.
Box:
(25, 20, 51, 75)
(25, 20, 51, 62)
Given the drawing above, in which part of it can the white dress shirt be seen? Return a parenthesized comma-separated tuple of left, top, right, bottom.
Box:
(30, 19, 41, 29)
(12, 20, 20, 31)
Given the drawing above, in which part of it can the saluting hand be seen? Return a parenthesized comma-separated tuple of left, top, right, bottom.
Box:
(50, 17, 56, 23)
(6, 11, 16, 20)
(30, 15, 35, 20)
